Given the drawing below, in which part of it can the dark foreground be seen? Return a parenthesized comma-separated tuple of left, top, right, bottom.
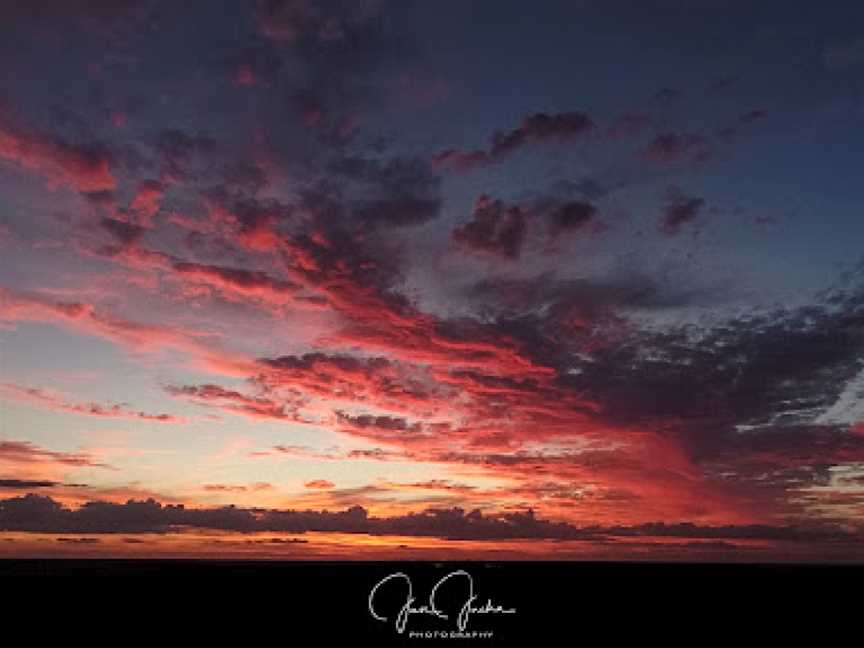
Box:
(2, 560, 857, 643)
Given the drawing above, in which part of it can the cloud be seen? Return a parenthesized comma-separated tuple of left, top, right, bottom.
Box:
(251, 444, 406, 463)
(0, 382, 188, 424)
(205, 192, 292, 252)
(304, 480, 335, 489)
(463, 270, 708, 319)
(553, 286, 864, 525)
(254, 0, 403, 143)
(452, 194, 527, 260)
(100, 218, 148, 247)
(451, 194, 598, 258)
(0, 479, 59, 489)
(165, 384, 293, 421)
(334, 411, 425, 443)
(0, 286, 256, 377)
(640, 132, 710, 165)
(255, 353, 429, 416)
(1, 493, 860, 547)
(326, 155, 442, 228)
(128, 180, 165, 226)
(170, 262, 303, 304)
(222, 44, 284, 88)
(659, 189, 705, 235)
(90, 237, 318, 312)
(546, 200, 598, 240)
(0, 124, 114, 192)
(2, 1, 862, 545)
(151, 129, 216, 183)
(255, 0, 383, 45)
(0, 440, 109, 470)
(16, 172, 864, 526)
(433, 111, 595, 171)
(203, 483, 273, 493)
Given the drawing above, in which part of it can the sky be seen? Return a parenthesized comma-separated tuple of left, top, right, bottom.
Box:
(1, 0, 864, 561)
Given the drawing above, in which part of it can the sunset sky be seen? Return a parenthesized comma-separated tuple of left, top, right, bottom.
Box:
(2, 0, 864, 560)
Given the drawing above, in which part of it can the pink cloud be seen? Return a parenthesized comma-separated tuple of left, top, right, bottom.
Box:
(0, 124, 114, 192)
(0, 382, 189, 424)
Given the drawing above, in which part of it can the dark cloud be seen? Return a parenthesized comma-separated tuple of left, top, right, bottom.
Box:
(152, 129, 216, 183)
(660, 189, 705, 235)
(3, 0, 864, 555)
(353, 197, 440, 228)
(433, 111, 595, 171)
(255, 0, 411, 143)
(490, 112, 595, 157)
(566, 293, 864, 439)
(641, 132, 710, 165)
(546, 201, 597, 239)
(327, 155, 442, 228)
(0, 479, 58, 489)
(452, 194, 527, 260)
(465, 271, 711, 320)
(100, 218, 147, 246)
(2, 493, 861, 545)
(448, 191, 599, 259)
(220, 162, 269, 194)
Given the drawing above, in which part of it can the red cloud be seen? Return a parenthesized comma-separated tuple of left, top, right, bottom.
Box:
(170, 261, 302, 304)
(0, 286, 256, 377)
(0, 124, 114, 192)
(87, 242, 319, 313)
(128, 180, 165, 226)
